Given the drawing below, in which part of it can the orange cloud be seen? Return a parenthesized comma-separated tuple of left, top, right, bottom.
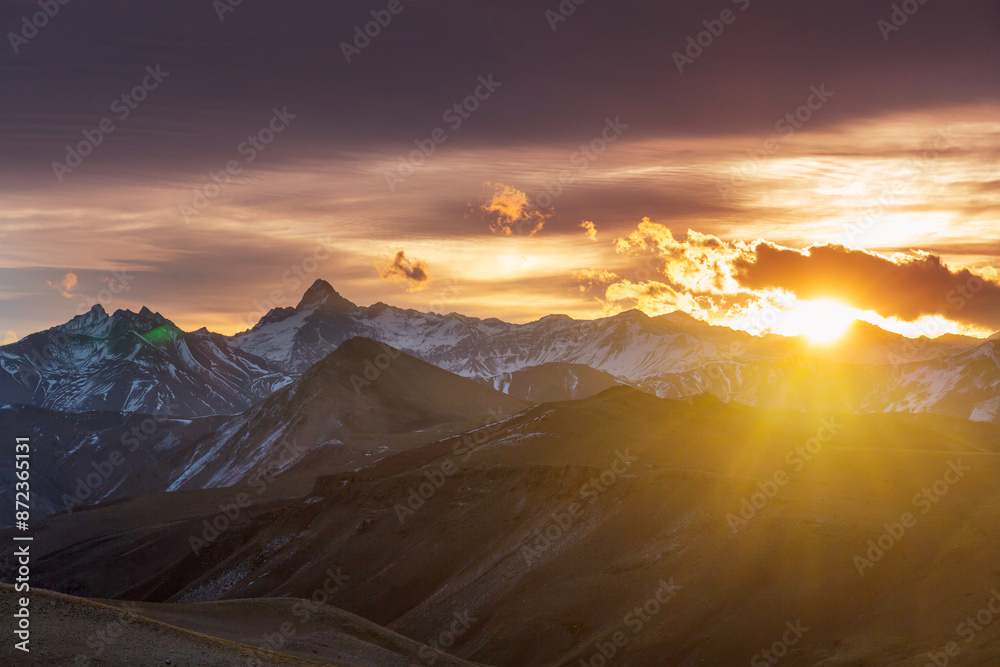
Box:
(580, 220, 598, 241)
(480, 182, 548, 237)
(46, 272, 78, 298)
(734, 243, 1000, 331)
(579, 217, 1000, 335)
(375, 250, 432, 292)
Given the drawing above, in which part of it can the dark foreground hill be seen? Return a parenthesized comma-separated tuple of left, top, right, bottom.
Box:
(8, 388, 1000, 665)
(0, 584, 485, 666)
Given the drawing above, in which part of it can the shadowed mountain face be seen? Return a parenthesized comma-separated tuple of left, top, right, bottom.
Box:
(0, 305, 292, 417)
(0, 338, 525, 526)
(486, 362, 624, 403)
(10, 388, 1000, 666)
(166, 336, 527, 490)
(0, 405, 223, 524)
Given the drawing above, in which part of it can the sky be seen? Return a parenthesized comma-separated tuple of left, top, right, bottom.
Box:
(1, 0, 998, 341)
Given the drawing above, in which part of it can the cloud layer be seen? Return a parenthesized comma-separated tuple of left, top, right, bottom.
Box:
(735, 243, 1000, 330)
(586, 219, 1000, 333)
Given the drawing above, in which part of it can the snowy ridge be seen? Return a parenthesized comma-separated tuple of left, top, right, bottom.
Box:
(1, 279, 995, 423)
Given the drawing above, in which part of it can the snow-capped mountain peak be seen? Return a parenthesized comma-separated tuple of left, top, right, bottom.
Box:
(60, 304, 111, 337)
(296, 279, 356, 312)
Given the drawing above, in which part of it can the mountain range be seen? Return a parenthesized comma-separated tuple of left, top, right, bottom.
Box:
(2, 279, 997, 423)
(3, 281, 1000, 665)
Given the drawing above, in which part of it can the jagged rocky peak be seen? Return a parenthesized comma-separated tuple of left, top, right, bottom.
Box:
(60, 303, 111, 336)
(107, 306, 174, 336)
(295, 279, 357, 312)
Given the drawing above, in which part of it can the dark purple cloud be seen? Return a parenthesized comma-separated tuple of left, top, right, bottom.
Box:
(735, 243, 1000, 329)
(0, 0, 997, 182)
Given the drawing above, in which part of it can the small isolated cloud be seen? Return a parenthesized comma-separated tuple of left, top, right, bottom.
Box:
(46, 272, 78, 298)
(375, 250, 432, 292)
(480, 182, 548, 237)
(3, 331, 17, 345)
(580, 220, 598, 241)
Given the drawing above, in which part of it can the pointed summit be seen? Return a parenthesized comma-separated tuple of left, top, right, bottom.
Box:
(107, 307, 172, 336)
(295, 279, 356, 312)
(59, 303, 111, 337)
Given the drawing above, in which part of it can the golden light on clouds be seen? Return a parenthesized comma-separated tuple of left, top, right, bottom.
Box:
(582, 216, 1000, 340)
(46, 272, 78, 298)
(480, 182, 548, 237)
(3, 104, 998, 337)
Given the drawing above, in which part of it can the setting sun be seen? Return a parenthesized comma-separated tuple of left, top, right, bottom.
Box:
(773, 299, 859, 344)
